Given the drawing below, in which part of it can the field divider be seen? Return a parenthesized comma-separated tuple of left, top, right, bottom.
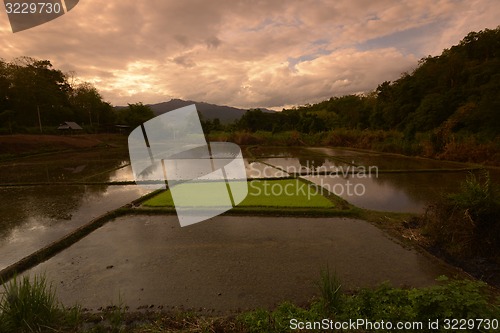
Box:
(0, 181, 139, 187)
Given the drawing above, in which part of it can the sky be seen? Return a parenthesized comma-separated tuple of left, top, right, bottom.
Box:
(1, 0, 499, 109)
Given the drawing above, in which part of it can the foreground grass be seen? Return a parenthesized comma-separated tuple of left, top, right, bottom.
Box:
(143, 179, 334, 208)
(1, 273, 498, 332)
(239, 276, 499, 333)
(0, 275, 80, 332)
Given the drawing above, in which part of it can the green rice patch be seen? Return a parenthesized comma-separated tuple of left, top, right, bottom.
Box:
(142, 179, 334, 208)
(239, 179, 333, 207)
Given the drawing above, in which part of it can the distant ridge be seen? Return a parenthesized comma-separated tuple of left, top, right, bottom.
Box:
(146, 99, 274, 124)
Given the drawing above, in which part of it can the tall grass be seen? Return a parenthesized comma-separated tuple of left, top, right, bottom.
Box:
(0, 274, 80, 333)
(0, 275, 59, 332)
(422, 171, 500, 258)
(316, 266, 342, 315)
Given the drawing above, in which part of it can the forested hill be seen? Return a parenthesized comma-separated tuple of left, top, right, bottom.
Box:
(368, 27, 500, 136)
(239, 27, 499, 139)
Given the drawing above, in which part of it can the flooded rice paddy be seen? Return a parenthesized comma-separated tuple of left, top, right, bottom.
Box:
(1, 144, 496, 310)
(26, 215, 455, 312)
(0, 148, 148, 270)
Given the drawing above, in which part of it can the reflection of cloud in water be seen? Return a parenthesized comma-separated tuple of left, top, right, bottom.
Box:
(304, 176, 424, 213)
(305, 166, 480, 213)
(133, 159, 290, 181)
(64, 164, 87, 174)
(108, 165, 134, 182)
(0, 185, 149, 271)
(353, 181, 420, 212)
(246, 162, 288, 179)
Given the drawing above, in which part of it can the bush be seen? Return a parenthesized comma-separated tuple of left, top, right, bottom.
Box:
(339, 276, 499, 326)
(422, 171, 500, 258)
(240, 274, 499, 333)
(226, 131, 263, 145)
(437, 136, 500, 164)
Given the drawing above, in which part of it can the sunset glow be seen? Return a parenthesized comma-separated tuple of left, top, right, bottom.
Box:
(1, 0, 498, 108)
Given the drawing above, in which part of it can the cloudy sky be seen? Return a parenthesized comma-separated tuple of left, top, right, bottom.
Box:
(1, 0, 499, 109)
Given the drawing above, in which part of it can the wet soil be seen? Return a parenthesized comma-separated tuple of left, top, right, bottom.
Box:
(27, 215, 458, 313)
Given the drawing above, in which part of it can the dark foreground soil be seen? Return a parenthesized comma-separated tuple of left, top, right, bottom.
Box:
(0, 134, 127, 157)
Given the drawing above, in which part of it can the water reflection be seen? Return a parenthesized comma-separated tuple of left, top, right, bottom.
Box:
(0, 148, 148, 270)
(245, 146, 320, 158)
(0, 150, 131, 184)
(256, 147, 469, 171)
(0, 186, 82, 237)
(304, 171, 477, 213)
(1, 145, 495, 271)
(254, 147, 484, 213)
(342, 155, 467, 170)
(308, 147, 381, 157)
(0, 184, 148, 270)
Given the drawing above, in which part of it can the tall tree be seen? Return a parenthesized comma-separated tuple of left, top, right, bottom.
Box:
(70, 82, 113, 127)
(115, 102, 155, 128)
(8, 57, 71, 128)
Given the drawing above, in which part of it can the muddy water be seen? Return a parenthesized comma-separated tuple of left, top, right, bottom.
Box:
(0, 150, 130, 184)
(303, 172, 474, 213)
(307, 147, 470, 170)
(0, 148, 148, 270)
(26, 215, 457, 312)
(0, 185, 148, 271)
(254, 147, 495, 213)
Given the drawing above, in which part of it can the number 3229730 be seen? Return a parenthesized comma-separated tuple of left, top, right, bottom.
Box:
(5, 2, 62, 14)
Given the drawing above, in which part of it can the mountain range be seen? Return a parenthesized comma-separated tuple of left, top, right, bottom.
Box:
(146, 99, 274, 124)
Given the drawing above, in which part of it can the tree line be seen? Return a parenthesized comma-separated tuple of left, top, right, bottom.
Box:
(1, 27, 498, 140)
(0, 57, 153, 133)
(227, 27, 499, 142)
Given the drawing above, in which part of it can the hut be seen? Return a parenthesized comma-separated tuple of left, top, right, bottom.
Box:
(57, 121, 83, 133)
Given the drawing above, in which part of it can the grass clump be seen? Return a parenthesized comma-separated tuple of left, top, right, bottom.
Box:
(0, 274, 80, 333)
(316, 266, 342, 315)
(421, 171, 500, 259)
